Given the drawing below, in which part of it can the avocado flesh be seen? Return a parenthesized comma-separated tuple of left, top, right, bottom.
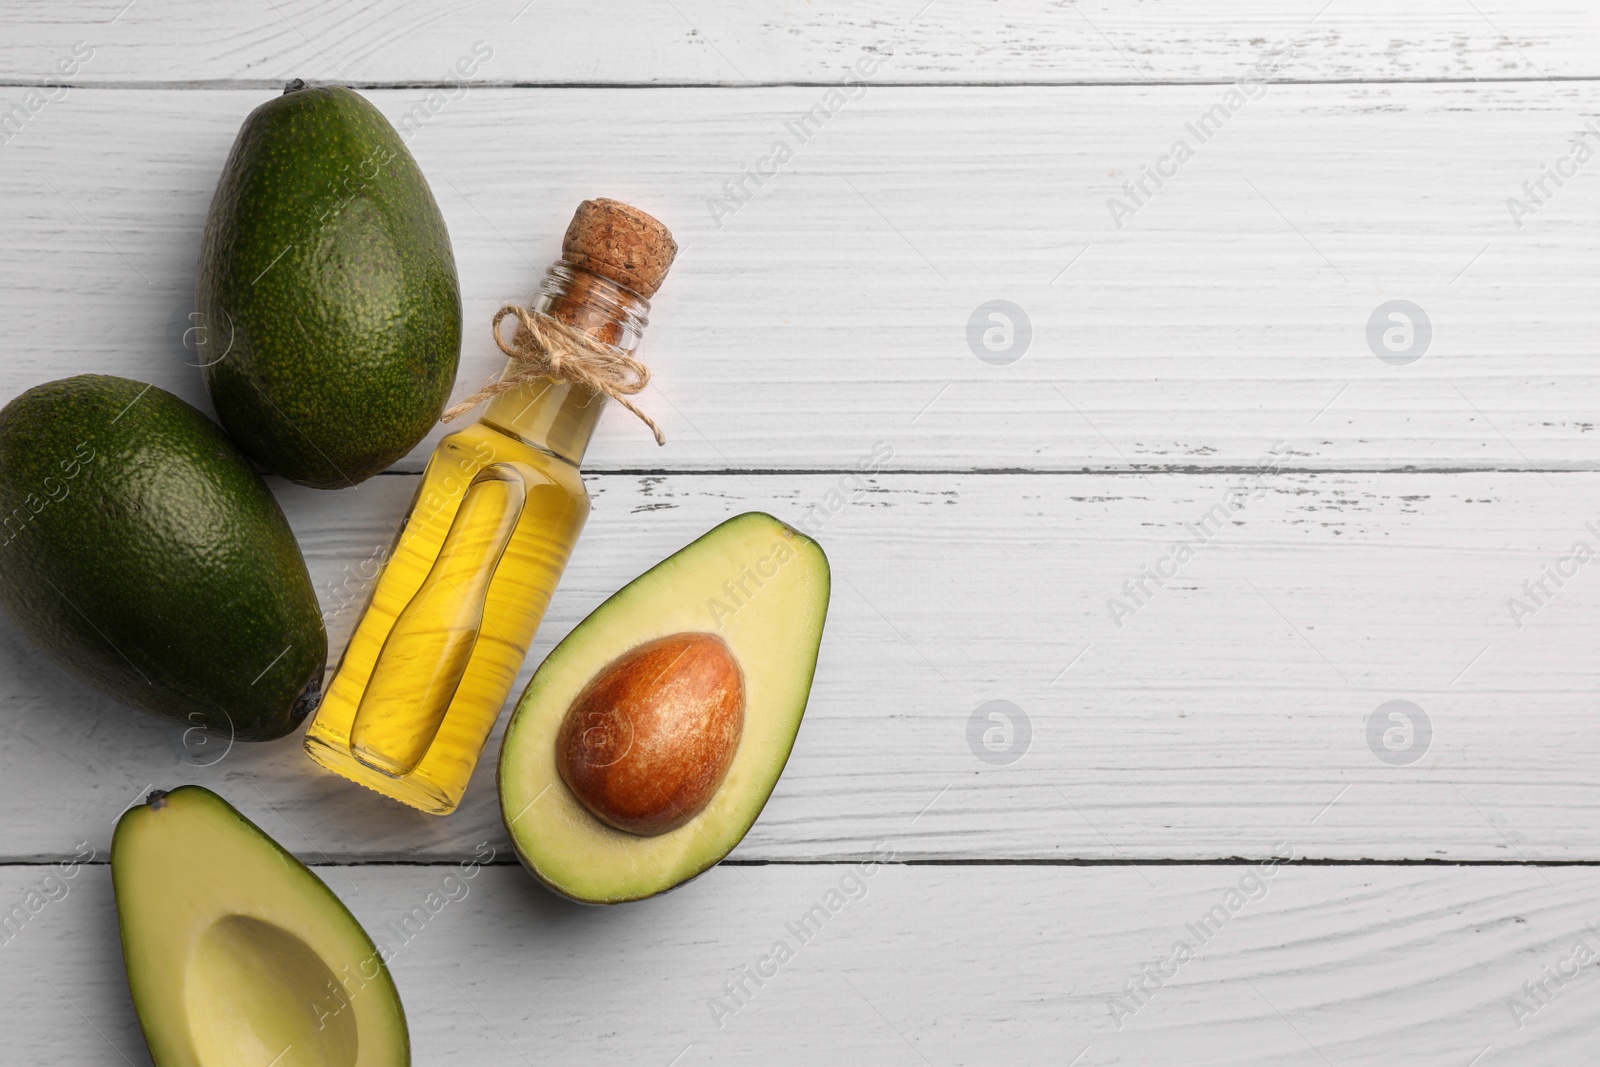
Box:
(198, 83, 462, 488)
(0, 375, 326, 739)
(113, 786, 409, 1067)
(499, 512, 830, 904)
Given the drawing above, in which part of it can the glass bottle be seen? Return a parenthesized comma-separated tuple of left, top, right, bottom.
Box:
(303, 199, 675, 814)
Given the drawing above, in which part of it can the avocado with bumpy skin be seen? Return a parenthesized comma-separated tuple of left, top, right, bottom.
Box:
(197, 81, 461, 488)
(0, 374, 326, 740)
(498, 512, 830, 904)
(114, 786, 409, 1067)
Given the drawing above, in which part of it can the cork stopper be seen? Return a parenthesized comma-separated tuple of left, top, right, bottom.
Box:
(561, 198, 677, 299)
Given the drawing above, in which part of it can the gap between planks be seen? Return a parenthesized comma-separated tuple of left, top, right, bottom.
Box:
(372, 467, 1600, 477)
(6, 75, 1600, 91)
(11, 857, 1600, 868)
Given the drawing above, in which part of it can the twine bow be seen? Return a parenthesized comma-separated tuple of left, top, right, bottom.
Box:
(441, 304, 664, 445)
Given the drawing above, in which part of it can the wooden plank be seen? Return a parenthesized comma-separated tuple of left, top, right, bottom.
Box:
(5, 860, 1596, 1065)
(2, 85, 1598, 472)
(0, 1, 1595, 86)
(3, 470, 1598, 864)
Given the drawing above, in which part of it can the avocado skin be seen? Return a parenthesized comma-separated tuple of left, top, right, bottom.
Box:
(198, 84, 461, 489)
(0, 375, 327, 740)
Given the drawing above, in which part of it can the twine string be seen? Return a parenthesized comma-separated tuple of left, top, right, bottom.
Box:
(440, 304, 664, 445)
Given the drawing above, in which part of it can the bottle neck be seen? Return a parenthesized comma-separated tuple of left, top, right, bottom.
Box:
(481, 263, 651, 465)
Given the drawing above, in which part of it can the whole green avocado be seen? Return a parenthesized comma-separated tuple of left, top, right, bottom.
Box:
(197, 81, 462, 489)
(0, 375, 327, 741)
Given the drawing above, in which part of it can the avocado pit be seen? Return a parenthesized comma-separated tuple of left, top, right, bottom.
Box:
(556, 632, 744, 836)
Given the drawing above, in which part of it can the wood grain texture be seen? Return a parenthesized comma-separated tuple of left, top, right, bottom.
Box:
(0, 0, 1594, 86)
(5, 861, 1597, 1066)
(2, 7, 1595, 1061)
(2, 471, 1597, 864)
(2, 85, 1598, 472)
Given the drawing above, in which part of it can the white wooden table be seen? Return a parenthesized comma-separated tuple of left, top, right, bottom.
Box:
(4, 2, 1600, 1063)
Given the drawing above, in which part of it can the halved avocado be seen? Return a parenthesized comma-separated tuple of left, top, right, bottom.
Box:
(112, 786, 409, 1066)
(498, 512, 829, 904)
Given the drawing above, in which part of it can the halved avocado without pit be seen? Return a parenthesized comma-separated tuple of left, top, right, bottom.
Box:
(112, 786, 408, 1067)
(498, 512, 830, 904)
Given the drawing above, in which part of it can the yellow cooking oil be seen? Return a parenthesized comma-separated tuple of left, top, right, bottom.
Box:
(304, 226, 668, 814)
(303, 386, 595, 814)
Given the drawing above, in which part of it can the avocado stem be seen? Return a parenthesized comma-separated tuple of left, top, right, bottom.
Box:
(283, 78, 308, 95)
